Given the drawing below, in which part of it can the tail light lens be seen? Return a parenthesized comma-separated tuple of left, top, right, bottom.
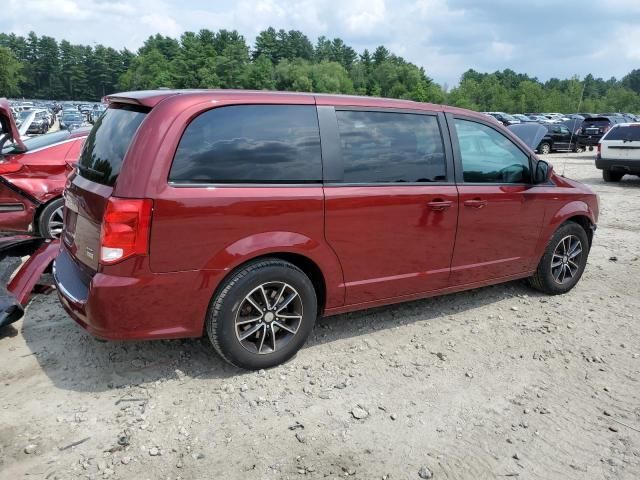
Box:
(100, 197, 153, 265)
(597, 143, 601, 154)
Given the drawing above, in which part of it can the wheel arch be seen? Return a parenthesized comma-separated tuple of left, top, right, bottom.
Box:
(563, 215, 595, 246)
(534, 202, 596, 261)
(209, 250, 342, 320)
(245, 252, 326, 315)
(34, 195, 64, 234)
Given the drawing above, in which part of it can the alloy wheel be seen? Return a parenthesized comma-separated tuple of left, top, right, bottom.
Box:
(234, 282, 303, 355)
(550, 235, 583, 284)
(47, 206, 65, 238)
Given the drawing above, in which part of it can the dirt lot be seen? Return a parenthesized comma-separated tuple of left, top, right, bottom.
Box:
(1, 152, 639, 480)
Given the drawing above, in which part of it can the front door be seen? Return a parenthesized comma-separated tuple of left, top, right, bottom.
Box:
(321, 107, 459, 305)
(447, 115, 547, 285)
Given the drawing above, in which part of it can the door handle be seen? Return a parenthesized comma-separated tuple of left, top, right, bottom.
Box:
(427, 200, 452, 211)
(463, 199, 488, 209)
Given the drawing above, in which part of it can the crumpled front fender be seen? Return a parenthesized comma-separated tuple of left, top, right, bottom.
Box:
(0, 237, 60, 328)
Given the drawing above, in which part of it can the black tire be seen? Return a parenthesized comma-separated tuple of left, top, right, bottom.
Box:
(37, 198, 65, 239)
(602, 169, 623, 182)
(529, 222, 590, 295)
(538, 142, 551, 155)
(206, 258, 318, 370)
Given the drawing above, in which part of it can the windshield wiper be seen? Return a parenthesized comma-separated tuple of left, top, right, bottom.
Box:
(77, 164, 107, 177)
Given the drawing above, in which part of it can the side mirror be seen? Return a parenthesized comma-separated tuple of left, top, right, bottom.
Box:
(533, 159, 552, 184)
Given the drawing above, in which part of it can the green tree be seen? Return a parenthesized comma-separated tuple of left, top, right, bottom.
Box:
(0, 47, 24, 96)
(244, 54, 275, 89)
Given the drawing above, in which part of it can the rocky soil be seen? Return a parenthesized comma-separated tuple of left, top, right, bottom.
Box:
(1, 152, 639, 479)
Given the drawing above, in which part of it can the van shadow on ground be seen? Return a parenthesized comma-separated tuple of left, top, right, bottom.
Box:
(14, 279, 542, 394)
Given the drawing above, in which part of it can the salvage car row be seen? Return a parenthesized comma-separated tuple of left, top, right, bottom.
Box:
(483, 111, 640, 154)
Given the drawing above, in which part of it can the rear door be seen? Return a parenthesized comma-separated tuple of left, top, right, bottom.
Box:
(446, 114, 546, 285)
(63, 105, 148, 271)
(601, 124, 640, 160)
(321, 106, 458, 305)
(549, 125, 569, 150)
(557, 125, 572, 150)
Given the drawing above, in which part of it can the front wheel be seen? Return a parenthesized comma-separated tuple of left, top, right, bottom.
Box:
(37, 198, 65, 239)
(538, 142, 551, 155)
(602, 170, 623, 182)
(206, 258, 317, 370)
(529, 222, 590, 295)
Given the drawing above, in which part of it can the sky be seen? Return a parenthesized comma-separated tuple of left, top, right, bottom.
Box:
(3, 0, 640, 86)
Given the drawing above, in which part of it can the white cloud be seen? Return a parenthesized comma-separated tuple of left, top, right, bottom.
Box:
(1, 0, 639, 85)
(342, 0, 386, 35)
(141, 13, 183, 38)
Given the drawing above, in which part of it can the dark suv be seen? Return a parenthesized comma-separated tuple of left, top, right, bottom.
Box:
(53, 90, 599, 369)
(537, 124, 580, 154)
(577, 117, 616, 148)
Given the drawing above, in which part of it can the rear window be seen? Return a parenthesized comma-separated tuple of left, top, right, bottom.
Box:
(77, 106, 147, 186)
(583, 118, 611, 125)
(336, 111, 446, 183)
(169, 105, 321, 184)
(603, 125, 640, 141)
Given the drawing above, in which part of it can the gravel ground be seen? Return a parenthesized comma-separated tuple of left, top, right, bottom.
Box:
(1, 152, 639, 480)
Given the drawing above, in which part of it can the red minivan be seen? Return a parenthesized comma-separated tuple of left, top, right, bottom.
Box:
(53, 90, 599, 369)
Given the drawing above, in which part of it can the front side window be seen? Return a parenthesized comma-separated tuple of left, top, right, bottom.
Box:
(454, 118, 530, 183)
(336, 110, 446, 183)
(170, 105, 321, 184)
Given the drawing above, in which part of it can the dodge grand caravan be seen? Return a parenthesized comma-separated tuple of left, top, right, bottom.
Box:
(53, 90, 599, 369)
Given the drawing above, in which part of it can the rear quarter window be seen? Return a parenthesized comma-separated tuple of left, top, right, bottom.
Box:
(169, 105, 322, 184)
(77, 106, 148, 186)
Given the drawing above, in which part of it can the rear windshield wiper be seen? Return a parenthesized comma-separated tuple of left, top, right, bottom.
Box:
(77, 164, 107, 178)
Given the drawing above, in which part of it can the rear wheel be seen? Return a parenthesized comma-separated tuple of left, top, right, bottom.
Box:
(529, 222, 589, 295)
(539, 142, 551, 155)
(602, 169, 623, 182)
(37, 198, 65, 239)
(206, 258, 318, 370)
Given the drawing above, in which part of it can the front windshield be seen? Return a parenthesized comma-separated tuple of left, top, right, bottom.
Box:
(18, 111, 32, 120)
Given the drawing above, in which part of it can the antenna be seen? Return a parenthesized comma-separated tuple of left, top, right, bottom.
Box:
(561, 78, 587, 177)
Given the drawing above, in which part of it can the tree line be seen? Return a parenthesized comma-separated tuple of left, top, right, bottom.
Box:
(1, 29, 639, 113)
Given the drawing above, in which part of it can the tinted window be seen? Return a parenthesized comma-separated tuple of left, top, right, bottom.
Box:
(454, 119, 530, 183)
(78, 106, 147, 186)
(170, 105, 321, 184)
(336, 111, 446, 183)
(604, 125, 640, 141)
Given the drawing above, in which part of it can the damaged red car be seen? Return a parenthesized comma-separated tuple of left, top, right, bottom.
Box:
(0, 98, 89, 239)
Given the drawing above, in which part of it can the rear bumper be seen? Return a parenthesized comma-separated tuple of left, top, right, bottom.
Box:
(53, 248, 223, 341)
(595, 157, 640, 173)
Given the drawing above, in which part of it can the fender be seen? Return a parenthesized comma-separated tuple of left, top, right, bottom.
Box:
(7, 239, 60, 305)
(534, 200, 596, 259)
(0, 238, 59, 328)
(204, 231, 345, 309)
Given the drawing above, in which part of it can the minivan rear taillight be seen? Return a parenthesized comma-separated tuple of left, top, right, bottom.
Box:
(100, 198, 153, 265)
